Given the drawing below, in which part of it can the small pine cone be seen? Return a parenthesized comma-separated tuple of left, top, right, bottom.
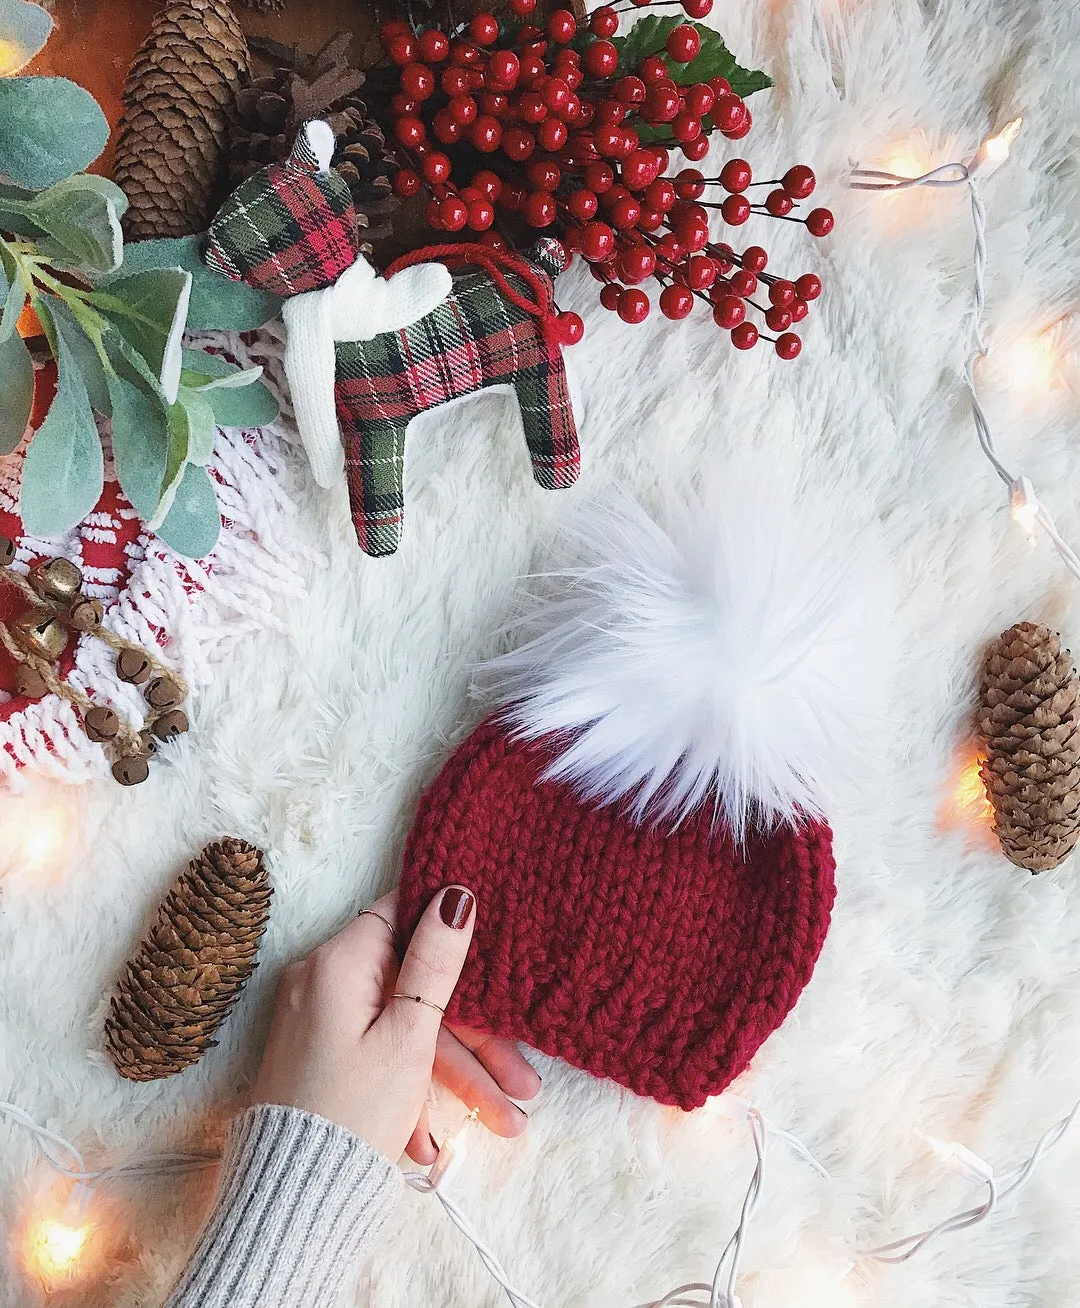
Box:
(977, 621, 1080, 873)
(105, 838, 272, 1080)
(114, 0, 250, 240)
(229, 33, 399, 252)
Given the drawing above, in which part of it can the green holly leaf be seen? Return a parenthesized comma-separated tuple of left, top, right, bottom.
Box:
(0, 328, 33, 454)
(0, 1, 54, 75)
(27, 175, 126, 276)
(0, 76, 110, 189)
(89, 268, 191, 404)
(20, 313, 103, 534)
(155, 461, 221, 559)
(614, 16, 772, 95)
(203, 378, 278, 428)
(110, 234, 284, 331)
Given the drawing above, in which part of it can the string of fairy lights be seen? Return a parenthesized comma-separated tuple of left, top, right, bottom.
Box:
(5, 1089, 1080, 1301)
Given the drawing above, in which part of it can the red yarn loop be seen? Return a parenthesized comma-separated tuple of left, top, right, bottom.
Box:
(385, 242, 563, 347)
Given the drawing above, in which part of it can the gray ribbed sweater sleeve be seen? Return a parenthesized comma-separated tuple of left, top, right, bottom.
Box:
(164, 1104, 402, 1308)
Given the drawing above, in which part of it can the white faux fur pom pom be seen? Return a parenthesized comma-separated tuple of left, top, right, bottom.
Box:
(487, 483, 892, 838)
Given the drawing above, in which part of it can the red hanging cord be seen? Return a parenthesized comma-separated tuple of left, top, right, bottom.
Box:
(384, 242, 562, 344)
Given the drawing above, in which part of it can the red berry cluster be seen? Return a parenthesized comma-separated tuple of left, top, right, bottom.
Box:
(380, 2, 833, 357)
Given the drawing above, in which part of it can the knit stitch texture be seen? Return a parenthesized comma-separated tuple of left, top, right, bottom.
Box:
(397, 720, 837, 1110)
(164, 1104, 401, 1308)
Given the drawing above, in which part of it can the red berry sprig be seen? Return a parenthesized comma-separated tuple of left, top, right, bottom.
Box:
(379, 2, 832, 356)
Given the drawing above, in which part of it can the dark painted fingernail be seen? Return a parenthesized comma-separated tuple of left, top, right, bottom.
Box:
(440, 887, 474, 929)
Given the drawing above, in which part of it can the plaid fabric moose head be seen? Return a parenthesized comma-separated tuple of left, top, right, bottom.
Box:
(206, 121, 581, 558)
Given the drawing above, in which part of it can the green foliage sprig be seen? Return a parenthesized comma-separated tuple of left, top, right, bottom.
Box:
(0, 2, 285, 558)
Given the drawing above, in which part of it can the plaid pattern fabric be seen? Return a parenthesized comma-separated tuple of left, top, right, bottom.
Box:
(335, 262, 580, 558)
(206, 160, 358, 298)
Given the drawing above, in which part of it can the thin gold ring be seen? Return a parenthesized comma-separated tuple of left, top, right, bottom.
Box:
(357, 908, 398, 945)
(392, 992, 446, 1015)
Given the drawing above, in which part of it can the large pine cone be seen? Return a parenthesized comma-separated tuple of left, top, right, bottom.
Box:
(113, 0, 250, 240)
(978, 621, 1080, 873)
(229, 33, 398, 251)
(105, 839, 272, 1081)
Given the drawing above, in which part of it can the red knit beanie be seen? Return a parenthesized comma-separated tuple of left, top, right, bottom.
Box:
(397, 488, 885, 1110)
(397, 719, 835, 1110)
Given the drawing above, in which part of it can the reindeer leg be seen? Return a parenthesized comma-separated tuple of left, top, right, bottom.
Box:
(338, 400, 411, 557)
(513, 358, 581, 490)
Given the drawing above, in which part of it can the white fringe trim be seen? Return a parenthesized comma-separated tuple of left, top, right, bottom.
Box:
(0, 327, 320, 789)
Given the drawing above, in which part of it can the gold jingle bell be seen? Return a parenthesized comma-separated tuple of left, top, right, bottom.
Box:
(28, 557, 83, 603)
(12, 609, 68, 661)
(0, 535, 14, 568)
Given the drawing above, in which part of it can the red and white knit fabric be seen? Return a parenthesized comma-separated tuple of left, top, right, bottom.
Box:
(0, 331, 314, 787)
(397, 718, 836, 1111)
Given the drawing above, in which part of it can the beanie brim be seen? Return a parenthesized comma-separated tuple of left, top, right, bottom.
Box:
(398, 719, 836, 1111)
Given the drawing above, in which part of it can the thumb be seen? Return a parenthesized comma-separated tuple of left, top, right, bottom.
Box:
(380, 886, 476, 1048)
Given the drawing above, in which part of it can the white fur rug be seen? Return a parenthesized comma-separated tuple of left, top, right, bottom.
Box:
(3, 0, 1080, 1304)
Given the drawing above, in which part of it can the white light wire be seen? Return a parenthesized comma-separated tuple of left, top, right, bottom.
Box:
(407, 1103, 825, 1308)
(0, 1100, 219, 1189)
(861, 1097, 1080, 1264)
(850, 130, 1080, 584)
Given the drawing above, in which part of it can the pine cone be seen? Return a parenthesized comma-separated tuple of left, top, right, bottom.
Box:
(978, 622, 1080, 873)
(113, 0, 250, 240)
(105, 839, 272, 1081)
(229, 33, 398, 250)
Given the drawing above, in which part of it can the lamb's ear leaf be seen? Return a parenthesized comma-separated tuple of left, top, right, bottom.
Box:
(154, 462, 221, 559)
(19, 317, 103, 534)
(180, 346, 263, 390)
(0, 255, 27, 341)
(0, 76, 109, 188)
(88, 268, 191, 404)
(176, 385, 218, 466)
(106, 361, 171, 523)
(204, 378, 279, 428)
(27, 175, 126, 276)
(109, 233, 285, 331)
(39, 298, 111, 415)
(0, 0, 54, 74)
(0, 328, 33, 454)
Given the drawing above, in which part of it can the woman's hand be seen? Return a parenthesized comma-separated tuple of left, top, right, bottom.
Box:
(252, 886, 541, 1164)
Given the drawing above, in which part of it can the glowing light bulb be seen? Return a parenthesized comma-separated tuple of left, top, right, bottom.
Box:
(969, 116, 1023, 179)
(1009, 475, 1040, 543)
(23, 1183, 96, 1287)
(0, 40, 26, 76)
(30, 1218, 89, 1279)
(879, 142, 928, 179)
(0, 785, 74, 881)
(938, 749, 996, 841)
(429, 1107, 479, 1189)
(991, 322, 1068, 402)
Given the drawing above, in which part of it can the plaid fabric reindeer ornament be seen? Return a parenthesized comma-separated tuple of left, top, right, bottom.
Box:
(206, 121, 581, 557)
